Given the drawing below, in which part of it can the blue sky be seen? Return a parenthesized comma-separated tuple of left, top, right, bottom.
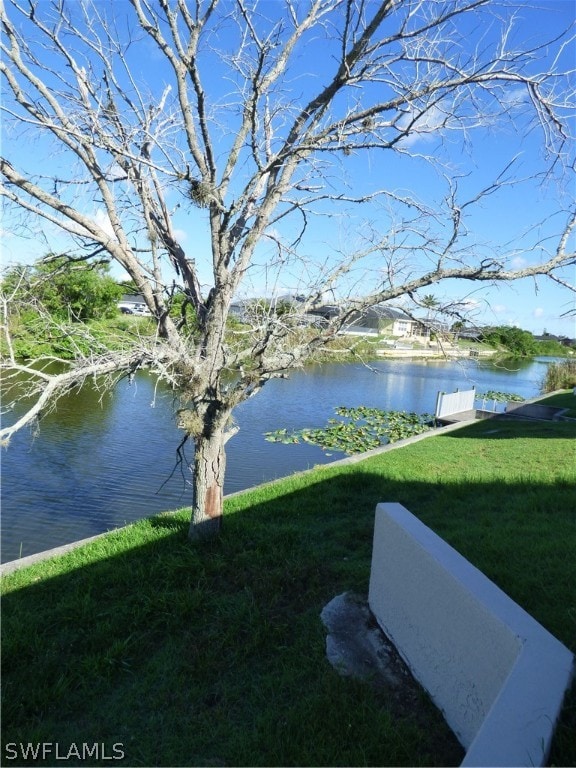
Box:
(1, 0, 575, 336)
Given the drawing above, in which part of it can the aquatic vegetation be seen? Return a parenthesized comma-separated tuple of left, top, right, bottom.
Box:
(265, 406, 435, 455)
(477, 391, 524, 403)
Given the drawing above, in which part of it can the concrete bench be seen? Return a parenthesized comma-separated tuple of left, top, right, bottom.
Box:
(368, 503, 574, 767)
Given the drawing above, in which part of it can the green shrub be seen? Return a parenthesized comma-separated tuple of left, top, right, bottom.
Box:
(541, 359, 576, 392)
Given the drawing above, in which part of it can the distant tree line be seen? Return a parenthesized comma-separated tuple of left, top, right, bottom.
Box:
(2, 257, 572, 362)
(1, 256, 129, 360)
(480, 326, 573, 358)
(2, 255, 122, 322)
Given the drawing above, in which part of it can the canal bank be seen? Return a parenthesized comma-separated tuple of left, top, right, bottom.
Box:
(376, 347, 496, 359)
(2, 387, 571, 575)
(0, 417, 472, 575)
(0, 356, 559, 562)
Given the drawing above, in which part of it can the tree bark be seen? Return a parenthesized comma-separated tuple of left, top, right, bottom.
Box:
(189, 427, 227, 541)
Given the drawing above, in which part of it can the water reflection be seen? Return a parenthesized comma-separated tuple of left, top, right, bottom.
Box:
(1, 356, 551, 562)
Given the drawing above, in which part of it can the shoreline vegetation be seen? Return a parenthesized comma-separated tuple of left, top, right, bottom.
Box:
(2, 389, 575, 767)
(2, 258, 572, 366)
(3, 307, 573, 365)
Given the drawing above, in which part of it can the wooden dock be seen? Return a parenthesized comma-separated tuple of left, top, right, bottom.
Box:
(437, 409, 497, 425)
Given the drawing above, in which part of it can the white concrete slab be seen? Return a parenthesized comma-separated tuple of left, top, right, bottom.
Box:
(368, 502, 574, 767)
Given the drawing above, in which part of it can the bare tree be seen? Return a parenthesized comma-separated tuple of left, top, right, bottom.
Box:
(1, 0, 574, 539)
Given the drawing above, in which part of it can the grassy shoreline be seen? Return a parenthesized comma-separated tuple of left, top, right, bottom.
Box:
(7, 310, 572, 364)
(2, 396, 575, 766)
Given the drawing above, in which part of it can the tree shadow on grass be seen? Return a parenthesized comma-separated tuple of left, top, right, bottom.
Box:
(2, 468, 575, 767)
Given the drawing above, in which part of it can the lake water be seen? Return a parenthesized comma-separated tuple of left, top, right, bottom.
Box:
(1, 355, 553, 563)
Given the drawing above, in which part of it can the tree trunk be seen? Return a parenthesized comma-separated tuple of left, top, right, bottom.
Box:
(188, 426, 227, 541)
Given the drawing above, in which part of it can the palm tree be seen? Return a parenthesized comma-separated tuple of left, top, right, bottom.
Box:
(420, 294, 440, 339)
(451, 321, 464, 343)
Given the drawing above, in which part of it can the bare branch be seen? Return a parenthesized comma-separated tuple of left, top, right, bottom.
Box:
(1, 0, 574, 535)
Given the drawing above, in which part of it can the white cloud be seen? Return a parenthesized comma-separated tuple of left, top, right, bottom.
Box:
(510, 255, 527, 269)
(500, 87, 528, 109)
(94, 209, 117, 239)
(492, 304, 507, 314)
(113, 268, 132, 282)
(397, 104, 454, 148)
(533, 307, 545, 319)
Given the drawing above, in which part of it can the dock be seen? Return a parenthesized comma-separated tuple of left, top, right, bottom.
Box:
(436, 409, 497, 425)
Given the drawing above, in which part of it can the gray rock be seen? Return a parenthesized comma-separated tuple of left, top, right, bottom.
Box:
(320, 591, 404, 687)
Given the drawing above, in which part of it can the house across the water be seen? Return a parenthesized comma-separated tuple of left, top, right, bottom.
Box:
(308, 304, 423, 337)
(229, 298, 429, 338)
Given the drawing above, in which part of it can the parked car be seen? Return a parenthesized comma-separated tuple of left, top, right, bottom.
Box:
(118, 303, 151, 316)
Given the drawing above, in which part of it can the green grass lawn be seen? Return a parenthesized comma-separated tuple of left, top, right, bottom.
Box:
(2, 417, 575, 766)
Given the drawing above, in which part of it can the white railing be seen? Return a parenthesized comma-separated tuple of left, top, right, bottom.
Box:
(435, 388, 476, 419)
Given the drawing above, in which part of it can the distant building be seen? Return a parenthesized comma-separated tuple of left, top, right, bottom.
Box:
(309, 304, 421, 337)
(229, 298, 433, 338)
(534, 332, 576, 348)
(229, 300, 250, 322)
(455, 327, 483, 342)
